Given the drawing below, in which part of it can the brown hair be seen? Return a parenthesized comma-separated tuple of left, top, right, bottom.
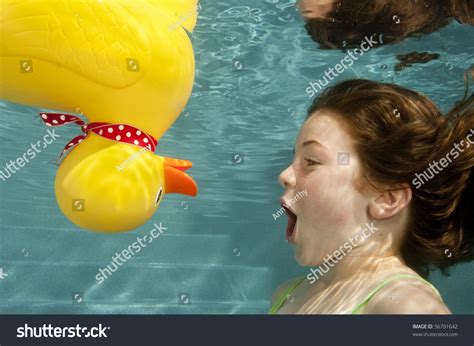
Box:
(306, 79, 474, 277)
(304, 0, 470, 49)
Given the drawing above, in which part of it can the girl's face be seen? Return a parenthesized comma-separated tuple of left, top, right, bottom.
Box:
(278, 111, 371, 266)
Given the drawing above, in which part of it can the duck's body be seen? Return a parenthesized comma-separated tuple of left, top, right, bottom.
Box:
(0, 0, 198, 137)
(55, 134, 196, 232)
(0, 0, 199, 232)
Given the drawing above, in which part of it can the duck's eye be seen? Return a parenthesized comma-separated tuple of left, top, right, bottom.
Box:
(155, 186, 163, 205)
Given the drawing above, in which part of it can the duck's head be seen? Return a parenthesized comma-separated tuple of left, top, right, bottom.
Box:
(54, 134, 197, 232)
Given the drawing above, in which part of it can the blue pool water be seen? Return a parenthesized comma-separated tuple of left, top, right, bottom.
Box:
(1, 0, 473, 314)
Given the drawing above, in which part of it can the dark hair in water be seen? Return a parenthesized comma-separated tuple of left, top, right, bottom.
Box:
(306, 79, 474, 277)
(305, 0, 473, 49)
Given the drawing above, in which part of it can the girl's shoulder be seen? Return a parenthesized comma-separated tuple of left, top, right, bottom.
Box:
(360, 272, 451, 314)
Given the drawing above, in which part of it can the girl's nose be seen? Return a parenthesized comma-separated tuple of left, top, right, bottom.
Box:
(279, 165, 296, 189)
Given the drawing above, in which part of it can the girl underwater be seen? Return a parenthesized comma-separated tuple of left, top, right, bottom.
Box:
(270, 79, 473, 314)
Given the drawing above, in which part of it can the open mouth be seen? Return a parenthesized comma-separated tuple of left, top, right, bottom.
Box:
(281, 201, 297, 243)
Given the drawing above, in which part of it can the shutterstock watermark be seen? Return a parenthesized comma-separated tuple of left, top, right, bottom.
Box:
(412, 128, 473, 189)
(306, 221, 379, 284)
(305, 33, 383, 98)
(17, 323, 109, 339)
(169, 2, 201, 31)
(273, 189, 308, 221)
(0, 129, 60, 182)
(116, 147, 147, 172)
(95, 222, 167, 284)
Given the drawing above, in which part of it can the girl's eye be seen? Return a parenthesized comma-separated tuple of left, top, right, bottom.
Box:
(305, 158, 320, 166)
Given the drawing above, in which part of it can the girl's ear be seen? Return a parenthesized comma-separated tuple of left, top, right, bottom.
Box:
(368, 184, 412, 220)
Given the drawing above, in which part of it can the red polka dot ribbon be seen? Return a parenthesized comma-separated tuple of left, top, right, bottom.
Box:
(39, 112, 158, 163)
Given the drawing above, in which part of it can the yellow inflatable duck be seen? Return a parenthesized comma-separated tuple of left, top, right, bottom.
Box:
(0, 0, 200, 232)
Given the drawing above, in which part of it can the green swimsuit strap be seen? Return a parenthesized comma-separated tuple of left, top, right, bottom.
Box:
(350, 274, 442, 314)
(268, 277, 305, 314)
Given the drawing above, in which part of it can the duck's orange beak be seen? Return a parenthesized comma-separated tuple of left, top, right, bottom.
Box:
(163, 158, 198, 196)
